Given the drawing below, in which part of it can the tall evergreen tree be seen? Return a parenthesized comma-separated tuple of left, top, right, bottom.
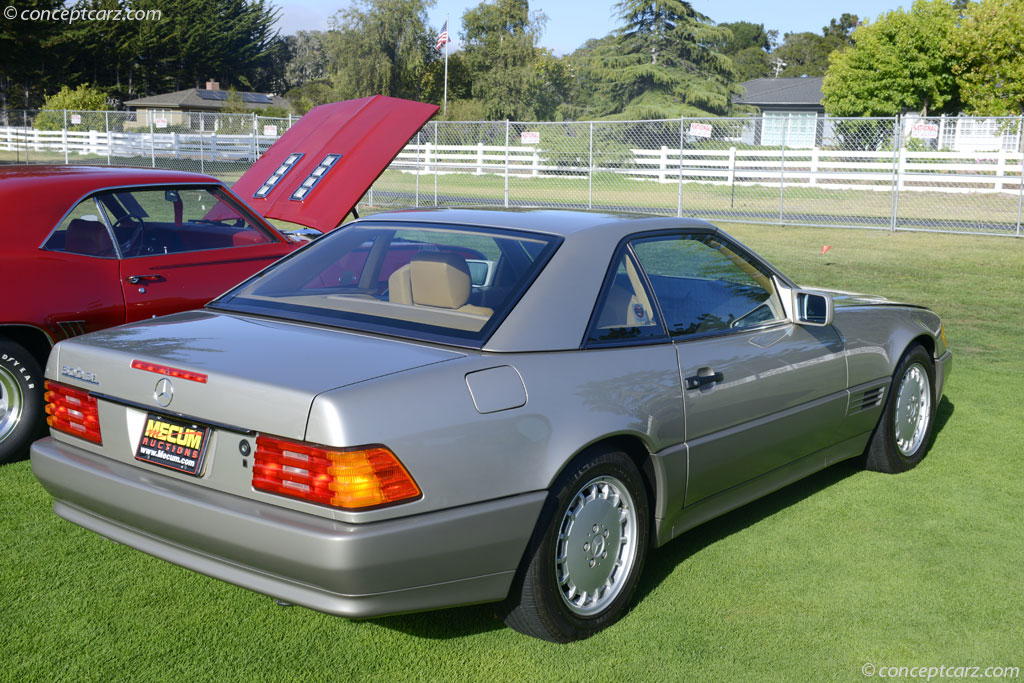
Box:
(583, 0, 737, 118)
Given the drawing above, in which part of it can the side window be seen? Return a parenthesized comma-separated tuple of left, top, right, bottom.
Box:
(587, 250, 665, 345)
(632, 234, 784, 337)
(96, 187, 273, 258)
(43, 198, 116, 258)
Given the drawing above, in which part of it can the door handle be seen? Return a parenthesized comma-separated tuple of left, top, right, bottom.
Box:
(685, 370, 724, 390)
(126, 275, 164, 285)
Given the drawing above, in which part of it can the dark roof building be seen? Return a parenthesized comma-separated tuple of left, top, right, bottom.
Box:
(124, 80, 289, 113)
(734, 77, 824, 114)
(734, 77, 825, 148)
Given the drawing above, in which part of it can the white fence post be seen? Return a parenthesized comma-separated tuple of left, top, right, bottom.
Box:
(415, 131, 421, 207)
(433, 120, 439, 207)
(63, 110, 69, 164)
(504, 120, 510, 208)
(995, 149, 1007, 192)
(658, 145, 668, 183)
(890, 116, 903, 232)
(810, 147, 819, 186)
(677, 118, 684, 217)
(475, 141, 484, 175)
(105, 111, 111, 165)
(588, 121, 593, 210)
(728, 146, 737, 209)
(778, 117, 788, 222)
(149, 115, 156, 168)
(1017, 114, 1023, 236)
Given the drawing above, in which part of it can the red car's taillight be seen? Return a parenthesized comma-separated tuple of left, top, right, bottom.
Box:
(44, 380, 102, 444)
(252, 435, 421, 510)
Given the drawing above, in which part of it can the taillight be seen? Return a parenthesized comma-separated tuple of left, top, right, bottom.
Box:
(44, 380, 102, 444)
(253, 435, 420, 510)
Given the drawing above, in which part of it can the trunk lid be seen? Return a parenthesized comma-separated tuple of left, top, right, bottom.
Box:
(232, 96, 438, 232)
(53, 310, 463, 440)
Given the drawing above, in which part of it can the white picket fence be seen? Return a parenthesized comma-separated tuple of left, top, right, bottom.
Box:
(625, 146, 1024, 194)
(4, 124, 1024, 198)
(0, 126, 274, 163)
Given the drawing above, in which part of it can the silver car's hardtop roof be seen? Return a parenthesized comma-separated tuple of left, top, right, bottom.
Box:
(354, 207, 723, 244)
(342, 208, 785, 353)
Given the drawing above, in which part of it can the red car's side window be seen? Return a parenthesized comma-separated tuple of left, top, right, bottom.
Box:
(43, 198, 117, 258)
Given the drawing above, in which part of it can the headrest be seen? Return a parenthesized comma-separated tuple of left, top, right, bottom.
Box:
(65, 218, 115, 257)
(409, 252, 471, 309)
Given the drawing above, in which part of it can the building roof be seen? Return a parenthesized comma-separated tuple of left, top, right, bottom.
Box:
(735, 77, 824, 108)
(124, 88, 289, 112)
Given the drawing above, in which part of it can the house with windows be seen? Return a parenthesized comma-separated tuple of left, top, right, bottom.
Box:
(123, 80, 289, 130)
(734, 77, 824, 148)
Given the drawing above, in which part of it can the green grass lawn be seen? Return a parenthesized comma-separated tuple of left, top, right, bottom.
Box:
(2, 224, 1023, 681)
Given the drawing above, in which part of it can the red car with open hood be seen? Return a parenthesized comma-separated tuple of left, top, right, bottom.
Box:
(0, 96, 438, 463)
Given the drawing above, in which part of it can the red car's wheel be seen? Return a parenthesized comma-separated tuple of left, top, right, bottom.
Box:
(0, 339, 44, 465)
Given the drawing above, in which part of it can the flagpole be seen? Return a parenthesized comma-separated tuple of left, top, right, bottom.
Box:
(443, 14, 449, 116)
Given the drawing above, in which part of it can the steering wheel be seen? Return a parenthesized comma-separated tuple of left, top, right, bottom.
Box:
(113, 215, 145, 256)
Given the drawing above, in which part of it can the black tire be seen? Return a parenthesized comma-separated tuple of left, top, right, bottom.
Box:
(0, 339, 45, 465)
(502, 446, 650, 642)
(864, 343, 936, 473)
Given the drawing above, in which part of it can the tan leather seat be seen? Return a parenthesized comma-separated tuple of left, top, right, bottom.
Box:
(388, 252, 493, 317)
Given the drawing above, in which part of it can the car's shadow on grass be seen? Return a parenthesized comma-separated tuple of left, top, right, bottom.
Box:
(372, 396, 957, 640)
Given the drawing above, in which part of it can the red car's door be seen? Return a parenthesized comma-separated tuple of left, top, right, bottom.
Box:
(119, 242, 292, 322)
(104, 185, 295, 322)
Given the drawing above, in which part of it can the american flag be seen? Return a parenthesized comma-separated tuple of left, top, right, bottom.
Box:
(436, 20, 449, 51)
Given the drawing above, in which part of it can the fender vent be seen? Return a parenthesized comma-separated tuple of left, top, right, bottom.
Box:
(56, 320, 87, 338)
(849, 386, 885, 414)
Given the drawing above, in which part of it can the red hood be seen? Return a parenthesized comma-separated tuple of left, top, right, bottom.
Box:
(233, 96, 437, 231)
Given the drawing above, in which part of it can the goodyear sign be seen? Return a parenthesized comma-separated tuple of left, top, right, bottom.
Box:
(135, 413, 209, 475)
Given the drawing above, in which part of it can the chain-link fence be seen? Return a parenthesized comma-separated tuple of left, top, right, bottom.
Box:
(2, 109, 1022, 236)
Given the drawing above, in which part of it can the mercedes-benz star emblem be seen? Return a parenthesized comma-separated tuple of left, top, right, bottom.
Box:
(154, 378, 174, 407)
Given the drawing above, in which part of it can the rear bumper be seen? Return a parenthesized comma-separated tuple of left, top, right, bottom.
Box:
(31, 437, 545, 618)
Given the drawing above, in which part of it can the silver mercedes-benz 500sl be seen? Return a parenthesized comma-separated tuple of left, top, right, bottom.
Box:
(31, 209, 951, 642)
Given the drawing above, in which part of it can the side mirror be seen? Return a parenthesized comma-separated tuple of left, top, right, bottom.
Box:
(793, 290, 834, 326)
(164, 190, 181, 204)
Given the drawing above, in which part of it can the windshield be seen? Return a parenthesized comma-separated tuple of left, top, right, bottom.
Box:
(212, 221, 561, 346)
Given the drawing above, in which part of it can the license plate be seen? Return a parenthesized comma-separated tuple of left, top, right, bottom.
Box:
(135, 413, 210, 476)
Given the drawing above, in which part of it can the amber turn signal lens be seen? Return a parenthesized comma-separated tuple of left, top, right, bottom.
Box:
(44, 380, 102, 444)
(252, 435, 420, 510)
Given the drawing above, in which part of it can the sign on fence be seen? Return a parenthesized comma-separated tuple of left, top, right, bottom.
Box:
(689, 122, 712, 139)
(521, 131, 540, 144)
(70, 114, 81, 125)
(154, 118, 168, 129)
(911, 123, 939, 139)
(263, 125, 277, 136)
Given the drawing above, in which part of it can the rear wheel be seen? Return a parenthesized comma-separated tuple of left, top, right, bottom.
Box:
(503, 446, 649, 642)
(0, 339, 45, 465)
(864, 343, 936, 473)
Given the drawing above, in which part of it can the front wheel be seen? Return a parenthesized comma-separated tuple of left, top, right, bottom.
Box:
(864, 343, 936, 473)
(0, 339, 45, 465)
(503, 446, 649, 642)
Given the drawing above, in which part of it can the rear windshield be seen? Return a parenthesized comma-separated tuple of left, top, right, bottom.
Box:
(211, 221, 560, 346)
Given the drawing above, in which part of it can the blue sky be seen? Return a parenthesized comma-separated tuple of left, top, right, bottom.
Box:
(275, 1, 909, 55)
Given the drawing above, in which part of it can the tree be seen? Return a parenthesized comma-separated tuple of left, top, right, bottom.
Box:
(0, 0, 64, 108)
(581, 0, 737, 119)
(714, 21, 773, 81)
(33, 83, 111, 130)
(772, 13, 858, 78)
(283, 31, 330, 90)
(459, 0, 555, 120)
(326, 0, 436, 102)
(950, 0, 1024, 115)
(822, 1, 957, 116)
